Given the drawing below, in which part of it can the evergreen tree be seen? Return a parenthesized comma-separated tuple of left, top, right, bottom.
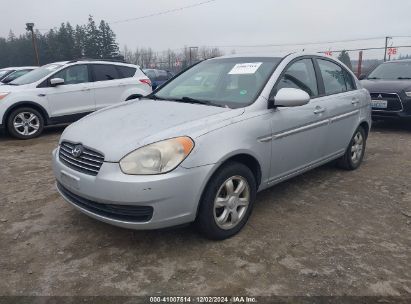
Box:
(338, 50, 353, 70)
(73, 25, 86, 58)
(98, 20, 119, 59)
(84, 15, 101, 58)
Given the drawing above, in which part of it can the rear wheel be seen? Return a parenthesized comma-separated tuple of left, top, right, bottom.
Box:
(337, 127, 366, 170)
(7, 107, 44, 139)
(196, 162, 256, 240)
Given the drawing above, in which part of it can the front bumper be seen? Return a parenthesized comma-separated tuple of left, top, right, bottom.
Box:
(372, 110, 411, 120)
(52, 148, 213, 230)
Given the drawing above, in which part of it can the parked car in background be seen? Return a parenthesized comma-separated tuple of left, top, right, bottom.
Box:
(0, 66, 37, 82)
(143, 69, 174, 90)
(0, 67, 37, 85)
(53, 53, 371, 240)
(360, 59, 411, 120)
(0, 59, 152, 139)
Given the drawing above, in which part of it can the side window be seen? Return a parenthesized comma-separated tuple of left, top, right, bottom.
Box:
(317, 59, 347, 95)
(276, 59, 318, 97)
(117, 66, 136, 78)
(144, 70, 156, 80)
(343, 69, 356, 91)
(93, 64, 120, 81)
(157, 70, 169, 81)
(52, 65, 90, 85)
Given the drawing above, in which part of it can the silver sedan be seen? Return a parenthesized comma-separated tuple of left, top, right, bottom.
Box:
(53, 53, 371, 240)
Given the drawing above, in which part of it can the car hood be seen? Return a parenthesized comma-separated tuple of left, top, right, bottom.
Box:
(0, 83, 35, 92)
(61, 99, 244, 162)
(361, 79, 411, 93)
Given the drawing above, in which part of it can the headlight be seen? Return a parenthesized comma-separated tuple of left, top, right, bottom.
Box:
(119, 137, 194, 175)
(0, 92, 10, 100)
(405, 92, 411, 98)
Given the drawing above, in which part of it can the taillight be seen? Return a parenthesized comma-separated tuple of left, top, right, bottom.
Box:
(140, 78, 152, 87)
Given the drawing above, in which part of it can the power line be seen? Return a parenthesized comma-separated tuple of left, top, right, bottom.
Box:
(33, 0, 222, 32)
(318, 45, 411, 54)
(207, 36, 390, 49)
(109, 0, 220, 25)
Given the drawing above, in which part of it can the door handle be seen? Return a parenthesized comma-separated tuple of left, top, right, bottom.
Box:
(352, 98, 360, 105)
(313, 106, 326, 114)
(81, 88, 91, 92)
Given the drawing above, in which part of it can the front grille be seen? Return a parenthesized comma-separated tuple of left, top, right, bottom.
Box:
(59, 141, 104, 176)
(370, 93, 403, 112)
(57, 182, 154, 222)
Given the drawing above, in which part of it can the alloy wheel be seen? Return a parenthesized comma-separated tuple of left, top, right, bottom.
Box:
(13, 112, 40, 136)
(213, 175, 250, 230)
(351, 131, 364, 164)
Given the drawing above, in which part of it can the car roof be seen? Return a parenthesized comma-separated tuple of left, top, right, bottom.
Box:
(0, 66, 37, 71)
(213, 52, 333, 60)
(383, 59, 411, 64)
(66, 60, 140, 68)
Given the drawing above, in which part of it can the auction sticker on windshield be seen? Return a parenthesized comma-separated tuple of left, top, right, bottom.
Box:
(229, 62, 262, 75)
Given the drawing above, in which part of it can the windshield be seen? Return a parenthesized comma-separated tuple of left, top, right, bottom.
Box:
(153, 57, 281, 108)
(368, 61, 411, 80)
(10, 64, 62, 85)
(0, 70, 12, 79)
(1, 69, 33, 83)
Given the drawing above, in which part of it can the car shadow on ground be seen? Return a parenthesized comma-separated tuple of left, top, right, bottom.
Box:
(0, 125, 67, 143)
(64, 161, 338, 245)
(371, 119, 411, 132)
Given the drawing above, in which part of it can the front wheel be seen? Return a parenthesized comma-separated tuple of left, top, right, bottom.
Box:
(6, 107, 44, 139)
(337, 127, 367, 170)
(196, 162, 257, 240)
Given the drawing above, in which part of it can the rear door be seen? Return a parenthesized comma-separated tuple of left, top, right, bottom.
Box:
(269, 57, 329, 182)
(91, 64, 128, 110)
(45, 64, 95, 118)
(314, 58, 361, 157)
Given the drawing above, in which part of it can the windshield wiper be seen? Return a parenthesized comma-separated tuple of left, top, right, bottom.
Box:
(397, 77, 411, 80)
(367, 77, 379, 80)
(144, 94, 167, 100)
(170, 96, 225, 108)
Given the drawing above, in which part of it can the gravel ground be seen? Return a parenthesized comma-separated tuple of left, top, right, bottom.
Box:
(0, 121, 410, 297)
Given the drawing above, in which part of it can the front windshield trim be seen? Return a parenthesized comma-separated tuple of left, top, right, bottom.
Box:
(152, 57, 284, 109)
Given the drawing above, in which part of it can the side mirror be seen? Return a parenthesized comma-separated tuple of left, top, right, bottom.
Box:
(271, 88, 310, 108)
(358, 74, 367, 80)
(50, 78, 64, 86)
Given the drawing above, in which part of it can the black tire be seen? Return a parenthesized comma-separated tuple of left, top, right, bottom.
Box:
(196, 161, 257, 240)
(6, 107, 44, 139)
(337, 126, 366, 170)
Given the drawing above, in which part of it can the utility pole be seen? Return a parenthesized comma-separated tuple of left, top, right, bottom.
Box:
(384, 36, 391, 62)
(26, 23, 40, 66)
(189, 46, 198, 66)
(357, 51, 363, 77)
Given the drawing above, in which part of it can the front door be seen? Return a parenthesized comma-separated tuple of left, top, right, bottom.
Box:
(269, 58, 329, 182)
(46, 64, 95, 118)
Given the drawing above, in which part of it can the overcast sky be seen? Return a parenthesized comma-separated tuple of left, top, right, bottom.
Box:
(2, 0, 411, 58)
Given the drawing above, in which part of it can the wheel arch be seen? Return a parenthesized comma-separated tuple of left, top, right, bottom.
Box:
(194, 152, 263, 219)
(3, 101, 50, 126)
(359, 120, 370, 139)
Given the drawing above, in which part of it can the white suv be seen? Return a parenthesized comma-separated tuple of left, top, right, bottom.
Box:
(0, 60, 152, 139)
